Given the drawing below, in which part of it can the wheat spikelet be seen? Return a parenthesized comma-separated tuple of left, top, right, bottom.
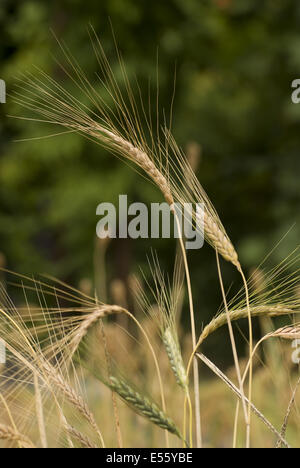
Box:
(138, 255, 189, 393)
(0, 424, 35, 448)
(109, 376, 182, 439)
(12, 28, 245, 270)
(162, 327, 188, 392)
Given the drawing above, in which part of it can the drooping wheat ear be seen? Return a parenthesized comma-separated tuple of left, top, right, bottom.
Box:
(69, 304, 126, 357)
(109, 376, 182, 439)
(100, 130, 174, 205)
(0, 424, 35, 448)
(13, 32, 240, 267)
(166, 133, 240, 267)
(13, 67, 174, 206)
(198, 305, 296, 348)
(64, 424, 97, 449)
(162, 327, 188, 393)
(42, 360, 105, 447)
(204, 214, 239, 267)
(270, 324, 300, 340)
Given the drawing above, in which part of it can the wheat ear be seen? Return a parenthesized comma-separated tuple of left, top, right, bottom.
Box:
(163, 327, 188, 393)
(42, 361, 105, 447)
(0, 424, 35, 448)
(271, 324, 300, 340)
(69, 304, 125, 358)
(198, 305, 296, 348)
(64, 424, 97, 449)
(109, 376, 182, 439)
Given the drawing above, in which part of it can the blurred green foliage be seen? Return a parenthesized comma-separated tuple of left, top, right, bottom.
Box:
(0, 0, 300, 357)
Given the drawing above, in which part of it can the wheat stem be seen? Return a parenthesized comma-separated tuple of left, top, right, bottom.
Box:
(215, 253, 249, 441)
(196, 353, 291, 448)
(34, 372, 48, 448)
(174, 212, 201, 448)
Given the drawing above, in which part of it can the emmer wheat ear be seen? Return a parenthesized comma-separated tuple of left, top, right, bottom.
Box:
(109, 376, 182, 440)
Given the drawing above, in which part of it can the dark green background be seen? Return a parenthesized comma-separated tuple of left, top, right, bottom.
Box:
(0, 0, 300, 358)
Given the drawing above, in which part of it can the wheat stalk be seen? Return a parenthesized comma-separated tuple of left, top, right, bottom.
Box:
(196, 354, 291, 448)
